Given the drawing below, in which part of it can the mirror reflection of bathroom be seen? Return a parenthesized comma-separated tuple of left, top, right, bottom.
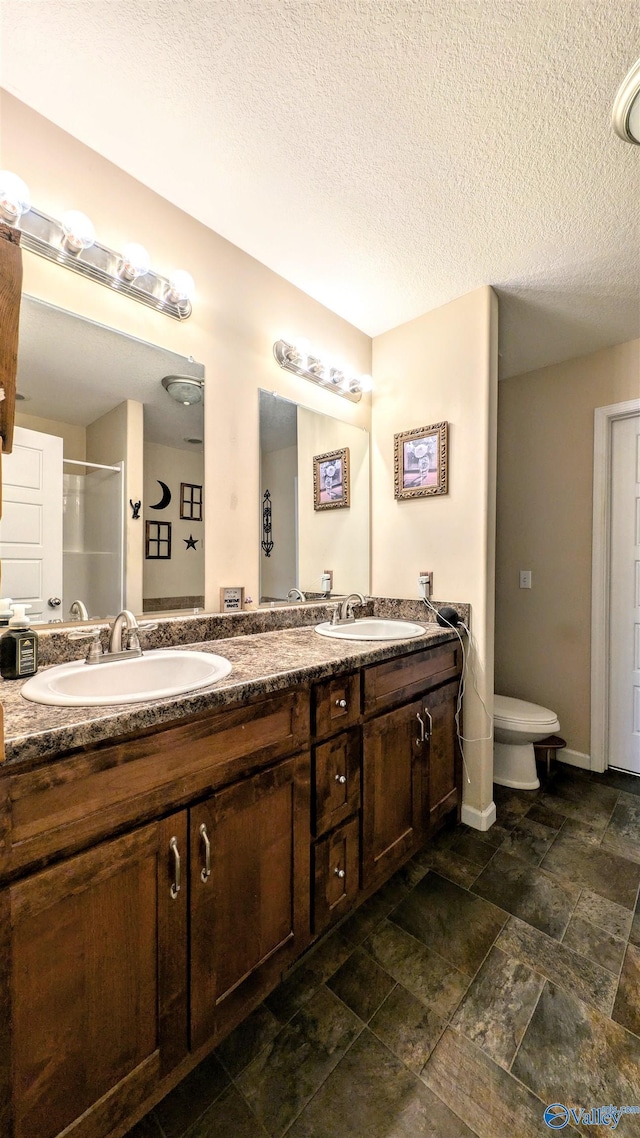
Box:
(258, 389, 370, 604)
(0, 296, 205, 624)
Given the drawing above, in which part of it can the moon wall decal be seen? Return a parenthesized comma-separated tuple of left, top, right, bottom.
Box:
(149, 480, 172, 510)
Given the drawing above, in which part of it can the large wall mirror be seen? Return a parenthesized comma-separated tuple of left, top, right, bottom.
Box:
(259, 390, 369, 603)
(0, 296, 205, 624)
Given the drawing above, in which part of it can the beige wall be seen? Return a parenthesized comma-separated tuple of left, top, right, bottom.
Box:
(297, 407, 370, 597)
(143, 442, 204, 601)
(372, 287, 499, 817)
(495, 338, 640, 759)
(86, 399, 144, 613)
(14, 411, 86, 461)
(2, 92, 371, 610)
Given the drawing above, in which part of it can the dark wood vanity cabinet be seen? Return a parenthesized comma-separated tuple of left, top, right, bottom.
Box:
(5, 813, 189, 1138)
(361, 698, 424, 890)
(0, 637, 462, 1138)
(189, 753, 310, 1049)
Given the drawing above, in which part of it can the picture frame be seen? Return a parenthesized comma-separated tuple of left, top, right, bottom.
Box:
(180, 481, 203, 521)
(394, 421, 448, 500)
(313, 447, 350, 511)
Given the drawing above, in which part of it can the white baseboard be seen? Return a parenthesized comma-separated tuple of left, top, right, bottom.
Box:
(461, 801, 497, 831)
(557, 748, 591, 771)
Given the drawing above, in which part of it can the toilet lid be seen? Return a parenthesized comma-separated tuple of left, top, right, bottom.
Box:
(494, 695, 558, 727)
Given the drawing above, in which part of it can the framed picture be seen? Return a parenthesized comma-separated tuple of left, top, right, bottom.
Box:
(394, 421, 448, 500)
(180, 482, 203, 521)
(313, 448, 350, 511)
(145, 520, 172, 559)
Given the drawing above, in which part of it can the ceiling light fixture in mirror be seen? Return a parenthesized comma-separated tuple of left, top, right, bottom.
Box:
(273, 338, 372, 403)
(0, 169, 195, 319)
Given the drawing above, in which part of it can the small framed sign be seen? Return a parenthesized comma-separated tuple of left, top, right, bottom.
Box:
(220, 587, 245, 612)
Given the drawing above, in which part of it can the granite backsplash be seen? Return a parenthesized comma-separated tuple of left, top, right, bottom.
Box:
(32, 597, 470, 668)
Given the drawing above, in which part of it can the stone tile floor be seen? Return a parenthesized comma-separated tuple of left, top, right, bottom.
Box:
(127, 764, 640, 1137)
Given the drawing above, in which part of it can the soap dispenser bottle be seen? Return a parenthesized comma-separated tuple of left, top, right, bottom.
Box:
(0, 598, 13, 627)
(0, 604, 39, 679)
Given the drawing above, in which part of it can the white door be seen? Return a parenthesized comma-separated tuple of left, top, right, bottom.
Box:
(0, 426, 64, 622)
(608, 412, 640, 773)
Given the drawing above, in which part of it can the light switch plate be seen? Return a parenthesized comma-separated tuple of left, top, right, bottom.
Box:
(519, 570, 532, 589)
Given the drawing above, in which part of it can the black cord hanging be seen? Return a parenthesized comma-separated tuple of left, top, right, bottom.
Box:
(261, 489, 274, 557)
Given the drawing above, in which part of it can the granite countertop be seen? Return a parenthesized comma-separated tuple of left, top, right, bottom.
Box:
(0, 622, 458, 767)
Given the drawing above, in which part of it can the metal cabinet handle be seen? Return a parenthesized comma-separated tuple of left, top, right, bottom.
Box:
(334, 773, 347, 784)
(335, 698, 347, 709)
(199, 822, 211, 882)
(334, 867, 346, 878)
(48, 596, 62, 608)
(169, 836, 181, 899)
(416, 711, 426, 744)
(424, 708, 433, 738)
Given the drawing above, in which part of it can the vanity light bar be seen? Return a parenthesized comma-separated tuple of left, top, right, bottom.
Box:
(0, 171, 193, 320)
(273, 339, 372, 403)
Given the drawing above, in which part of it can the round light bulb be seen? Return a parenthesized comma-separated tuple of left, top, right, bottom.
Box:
(120, 242, 151, 281)
(359, 374, 373, 392)
(0, 171, 30, 223)
(61, 210, 96, 252)
(166, 270, 195, 305)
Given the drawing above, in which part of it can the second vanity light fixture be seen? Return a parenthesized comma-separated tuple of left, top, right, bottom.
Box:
(273, 338, 373, 403)
(0, 170, 195, 320)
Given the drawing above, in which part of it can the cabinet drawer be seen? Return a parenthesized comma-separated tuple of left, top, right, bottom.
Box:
(0, 689, 310, 878)
(313, 672, 360, 739)
(363, 641, 461, 715)
(313, 729, 361, 837)
(313, 816, 359, 934)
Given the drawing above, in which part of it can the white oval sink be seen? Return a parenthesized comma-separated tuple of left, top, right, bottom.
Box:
(315, 618, 426, 641)
(21, 649, 232, 707)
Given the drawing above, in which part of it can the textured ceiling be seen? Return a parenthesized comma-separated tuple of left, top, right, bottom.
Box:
(1, 0, 639, 377)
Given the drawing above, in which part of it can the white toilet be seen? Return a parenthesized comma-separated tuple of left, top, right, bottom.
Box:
(493, 695, 560, 790)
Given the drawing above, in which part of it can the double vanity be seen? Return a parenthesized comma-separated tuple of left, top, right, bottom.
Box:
(0, 601, 464, 1138)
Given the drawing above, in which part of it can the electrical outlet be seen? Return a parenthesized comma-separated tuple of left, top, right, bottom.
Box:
(519, 570, 532, 589)
(321, 569, 333, 593)
(418, 571, 433, 599)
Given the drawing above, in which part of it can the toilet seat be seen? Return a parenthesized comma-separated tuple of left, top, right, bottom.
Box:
(494, 695, 559, 735)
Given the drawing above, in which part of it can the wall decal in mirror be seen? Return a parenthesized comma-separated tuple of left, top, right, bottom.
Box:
(184, 534, 198, 550)
(259, 391, 369, 603)
(150, 480, 172, 510)
(0, 295, 205, 623)
(146, 521, 172, 559)
(261, 489, 274, 557)
(313, 447, 350, 511)
(394, 421, 448, 500)
(180, 482, 202, 521)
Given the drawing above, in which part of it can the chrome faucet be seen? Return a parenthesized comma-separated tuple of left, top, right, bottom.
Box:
(108, 610, 142, 658)
(287, 588, 306, 602)
(331, 592, 366, 626)
(69, 599, 89, 621)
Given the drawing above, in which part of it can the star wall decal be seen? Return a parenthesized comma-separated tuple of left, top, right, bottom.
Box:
(184, 534, 198, 550)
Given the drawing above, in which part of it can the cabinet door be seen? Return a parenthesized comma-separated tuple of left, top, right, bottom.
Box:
(190, 753, 310, 1049)
(362, 700, 423, 890)
(313, 816, 359, 934)
(3, 814, 188, 1138)
(424, 679, 462, 831)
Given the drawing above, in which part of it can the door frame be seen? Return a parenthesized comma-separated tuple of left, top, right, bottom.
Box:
(591, 397, 640, 772)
